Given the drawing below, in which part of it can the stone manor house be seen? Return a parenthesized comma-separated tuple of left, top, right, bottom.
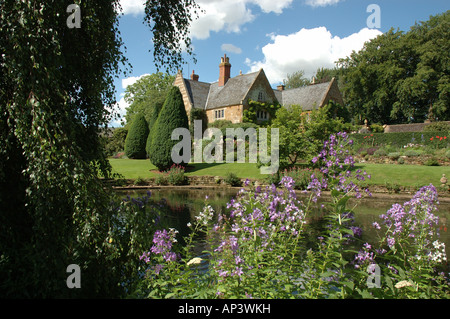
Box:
(174, 54, 344, 124)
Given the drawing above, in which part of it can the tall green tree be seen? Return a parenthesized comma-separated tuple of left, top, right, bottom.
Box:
(0, 0, 199, 297)
(146, 102, 163, 157)
(125, 114, 149, 159)
(338, 11, 449, 124)
(283, 70, 311, 89)
(124, 72, 175, 126)
(270, 103, 346, 169)
(149, 86, 189, 171)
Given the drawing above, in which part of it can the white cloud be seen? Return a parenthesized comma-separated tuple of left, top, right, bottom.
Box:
(190, 0, 293, 40)
(221, 43, 243, 54)
(121, 74, 150, 90)
(304, 0, 342, 7)
(109, 95, 129, 127)
(246, 27, 382, 84)
(119, 0, 145, 16)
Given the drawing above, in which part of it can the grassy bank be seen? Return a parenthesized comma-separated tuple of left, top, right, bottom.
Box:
(108, 158, 448, 188)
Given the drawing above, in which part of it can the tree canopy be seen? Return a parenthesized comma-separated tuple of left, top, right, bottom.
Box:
(124, 72, 175, 126)
(0, 0, 200, 297)
(338, 11, 449, 125)
(282, 70, 311, 89)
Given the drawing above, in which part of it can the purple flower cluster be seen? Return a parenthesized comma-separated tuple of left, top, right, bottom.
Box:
(213, 176, 307, 280)
(355, 184, 444, 268)
(308, 132, 371, 201)
(373, 184, 440, 250)
(140, 228, 179, 274)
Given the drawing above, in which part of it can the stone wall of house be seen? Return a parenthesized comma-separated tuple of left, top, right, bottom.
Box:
(174, 72, 192, 116)
(206, 104, 244, 124)
(245, 71, 278, 105)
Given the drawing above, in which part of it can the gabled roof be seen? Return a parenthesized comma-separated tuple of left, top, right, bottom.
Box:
(178, 67, 340, 112)
(183, 79, 211, 109)
(276, 81, 332, 110)
(205, 71, 261, 110)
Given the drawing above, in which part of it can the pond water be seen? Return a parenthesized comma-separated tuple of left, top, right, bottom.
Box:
(115, 187, 450, 259)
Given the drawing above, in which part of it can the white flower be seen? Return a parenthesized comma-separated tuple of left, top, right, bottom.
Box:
(395, 280, 414, 289)
(187, 257, 203, 266)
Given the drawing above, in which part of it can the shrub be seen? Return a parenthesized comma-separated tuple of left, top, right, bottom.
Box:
(388, 152, 400, 160)
(125, 114, 149, 159)
(134, 176, 147, 186)
(397, 157, 405, 164)
(366, 147, 378, 155)
(423, 121, 450, 132)
(385, 181, 401, 193)
(282, 167, 315, 190)
(351, 132, 449, 149)
(224, 172, 242, 187)
(370, 123, 384, 133)
(146, 103, 162, 157)
(154, 173, 168, 185)
(167, 164, 187, 185)
(404, 149, 420, 157)
(149, 87, 189, 171)
(424, 157, 440, 166)
(374, 148, 387, 157)
(446, 149, 450, 158)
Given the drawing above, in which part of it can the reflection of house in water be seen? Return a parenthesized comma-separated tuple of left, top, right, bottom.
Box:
(174, 54, 344, 125)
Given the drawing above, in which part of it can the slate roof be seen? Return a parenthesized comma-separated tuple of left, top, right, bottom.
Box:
(180, 70, 335, 111)
(183, 79, 210, 109)
(275, 81, 331, 110)
(205, 71, 260, 110)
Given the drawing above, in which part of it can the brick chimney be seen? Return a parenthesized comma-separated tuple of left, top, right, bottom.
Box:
(190, 70, 199, 81)
(219, 54, 231, 87)
(277, 84, 285, 91)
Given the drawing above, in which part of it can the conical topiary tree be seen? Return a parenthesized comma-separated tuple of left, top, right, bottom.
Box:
(149, 86, 189, 170)
(146, 102, 162, 157)
(124, 113, 149, 159)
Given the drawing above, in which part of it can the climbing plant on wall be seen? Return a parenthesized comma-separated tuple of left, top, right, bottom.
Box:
(243, 100, 281, 126)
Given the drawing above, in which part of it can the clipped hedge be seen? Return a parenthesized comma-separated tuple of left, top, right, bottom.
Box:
(351, 131, 449, 149)
(124, 113, 149, 159)
(149, 86, 189, 171)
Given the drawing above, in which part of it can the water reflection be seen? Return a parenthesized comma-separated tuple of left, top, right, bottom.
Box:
(115, 187, 450, 258)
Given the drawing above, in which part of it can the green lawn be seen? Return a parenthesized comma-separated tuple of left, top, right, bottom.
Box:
(108, 158, 265, 180)
(355, 163, 449, 187)
(108, 158, 449, 187)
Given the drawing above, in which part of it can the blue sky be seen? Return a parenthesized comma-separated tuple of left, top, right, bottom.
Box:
(110, 0, 449, 126)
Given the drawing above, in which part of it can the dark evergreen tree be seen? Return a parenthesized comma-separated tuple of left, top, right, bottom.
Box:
(146, 102, 163, 157)
(149, 86, 189, 170)
(125, 113, 149, 159)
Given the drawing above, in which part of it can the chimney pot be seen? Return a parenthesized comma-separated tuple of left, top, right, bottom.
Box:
(277, 84, 285, 91)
